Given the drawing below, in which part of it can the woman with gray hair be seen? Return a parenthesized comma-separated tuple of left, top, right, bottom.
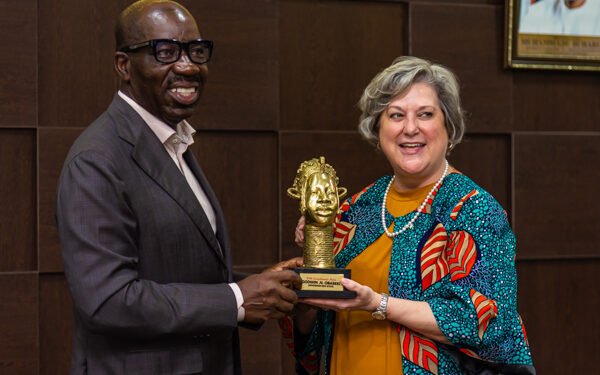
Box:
(282, 56, 535, 374)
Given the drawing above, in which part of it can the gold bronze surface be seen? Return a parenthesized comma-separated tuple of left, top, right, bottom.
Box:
(287, 156, 347, 269)
(303, 225, 334, 268)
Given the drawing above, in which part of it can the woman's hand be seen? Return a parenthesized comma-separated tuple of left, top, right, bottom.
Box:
(302, 278, 451, 343)
(301, 278, 381, 312)
(294, 216, 305, 247)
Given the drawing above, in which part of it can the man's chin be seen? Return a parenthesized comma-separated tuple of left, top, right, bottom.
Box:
(163, 107, 197, 126)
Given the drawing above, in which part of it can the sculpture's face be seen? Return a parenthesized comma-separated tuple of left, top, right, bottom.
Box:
(304, 172, 339, 226)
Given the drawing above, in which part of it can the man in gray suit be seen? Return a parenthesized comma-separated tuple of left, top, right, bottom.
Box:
(56, 1, 301, 374)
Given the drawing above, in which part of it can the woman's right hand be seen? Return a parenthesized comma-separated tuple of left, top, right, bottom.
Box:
(295, 216, 305, 247)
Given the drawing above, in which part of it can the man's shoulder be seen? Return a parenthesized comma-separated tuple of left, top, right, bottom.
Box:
(71, 112, 118, 151)
(64, 99, 134, 165)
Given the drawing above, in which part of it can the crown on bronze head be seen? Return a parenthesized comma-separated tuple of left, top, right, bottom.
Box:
(287, 156, 346, 214)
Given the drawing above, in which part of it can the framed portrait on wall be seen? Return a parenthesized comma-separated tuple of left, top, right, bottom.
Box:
(505, 0, 600, 71)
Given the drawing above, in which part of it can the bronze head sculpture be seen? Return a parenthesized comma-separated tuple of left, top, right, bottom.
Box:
(288, 157, 347, 268)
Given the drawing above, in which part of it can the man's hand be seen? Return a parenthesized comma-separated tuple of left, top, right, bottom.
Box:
(237, 270, 302, 324)
(264, 257, 303, 273)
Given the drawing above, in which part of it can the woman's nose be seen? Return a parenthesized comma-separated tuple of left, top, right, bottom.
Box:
(404, 115, 419, 134)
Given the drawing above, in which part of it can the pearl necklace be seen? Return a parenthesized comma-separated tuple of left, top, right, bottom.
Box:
(381, 160, 449, 238)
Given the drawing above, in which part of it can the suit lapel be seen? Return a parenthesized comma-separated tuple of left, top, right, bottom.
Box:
(184, 151, 233, 277)
(110, 96, 226, 267)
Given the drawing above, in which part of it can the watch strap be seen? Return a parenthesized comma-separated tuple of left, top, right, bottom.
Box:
(371, 293, 389, 320)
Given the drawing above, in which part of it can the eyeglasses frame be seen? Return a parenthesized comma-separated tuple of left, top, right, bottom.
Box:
(119, 38, 214, 65)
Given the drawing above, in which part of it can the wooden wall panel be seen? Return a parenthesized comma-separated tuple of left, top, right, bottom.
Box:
(0, 273, 38, 373)
(38, 0, 127, 128)
(514, 72, 600, 132)
(448, 134, 511, 213)
(0, 0, 37, 127)
(194, 132, 279, 266)
(515, 134, 600, 258)
(0, 129, 36, 271)
(280, 132, 390, 260)
(39, 275, 72, 375)
(182, 0, 279, 131)
(38, 128, 84, 273)
(280, 0, 406, 131)
(410, 3, 513, 133)
(517, 260, 600, 374)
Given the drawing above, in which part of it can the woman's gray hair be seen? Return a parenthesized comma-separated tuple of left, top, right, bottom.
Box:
(358, 56, 466, 153)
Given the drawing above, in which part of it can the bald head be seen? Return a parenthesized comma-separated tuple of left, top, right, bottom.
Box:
(115, 0, 196, 50)
(113, 0, 207, 126)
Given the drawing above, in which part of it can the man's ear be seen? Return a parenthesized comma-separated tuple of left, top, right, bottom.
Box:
(114, 51, 131, 81)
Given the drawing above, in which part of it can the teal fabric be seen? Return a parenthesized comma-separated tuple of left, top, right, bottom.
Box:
(293, 173, 534, 374)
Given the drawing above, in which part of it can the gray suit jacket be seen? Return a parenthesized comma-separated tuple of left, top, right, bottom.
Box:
(56, 95, 242, 375)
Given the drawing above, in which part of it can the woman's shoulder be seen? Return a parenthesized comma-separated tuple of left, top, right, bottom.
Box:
(439, 173, 510, 233)
(343, 175, 391, 207)
(440, 172, 497, 205)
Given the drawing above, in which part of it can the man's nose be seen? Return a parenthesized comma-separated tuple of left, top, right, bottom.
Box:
(173, 51, 202, 74)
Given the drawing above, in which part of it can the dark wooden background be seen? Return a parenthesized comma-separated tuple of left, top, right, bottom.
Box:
(1, 0, 598, 373)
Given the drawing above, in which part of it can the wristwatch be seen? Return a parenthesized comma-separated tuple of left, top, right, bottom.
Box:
(371, 293, 389, 320)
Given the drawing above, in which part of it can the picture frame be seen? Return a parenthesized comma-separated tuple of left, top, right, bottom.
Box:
(505, 0, 600, 71)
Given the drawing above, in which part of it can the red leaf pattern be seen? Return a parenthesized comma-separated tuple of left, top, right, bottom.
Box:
(333, 221, 356, 255)
(399, 326, 439, 375)
(470, 290, 498, 340)
(450, 189, 479, 220)
(420, 223, 449, 291)
(446, 231, 477, 282)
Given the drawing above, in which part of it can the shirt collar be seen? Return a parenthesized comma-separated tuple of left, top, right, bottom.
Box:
(118, 91, 196, 146)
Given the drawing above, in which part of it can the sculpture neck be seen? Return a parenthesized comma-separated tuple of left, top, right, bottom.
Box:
(303, 224, 335, 268)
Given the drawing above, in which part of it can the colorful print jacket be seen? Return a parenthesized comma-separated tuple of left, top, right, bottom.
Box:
(280, 173, 535, 374)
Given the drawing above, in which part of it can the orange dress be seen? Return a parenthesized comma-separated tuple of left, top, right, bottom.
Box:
(330, 182, 435, 375)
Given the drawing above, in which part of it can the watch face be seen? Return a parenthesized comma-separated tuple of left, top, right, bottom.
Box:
(372, 311, 386, 320)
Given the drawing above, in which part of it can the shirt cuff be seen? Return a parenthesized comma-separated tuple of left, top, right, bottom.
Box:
(228, 282, 245, 322)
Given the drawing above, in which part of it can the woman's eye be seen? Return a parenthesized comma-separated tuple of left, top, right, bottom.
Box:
(389, 112, 404, 120)
(418, 111, 433, 118)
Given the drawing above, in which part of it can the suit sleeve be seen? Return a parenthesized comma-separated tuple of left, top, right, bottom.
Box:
(56, 150, 239, 338)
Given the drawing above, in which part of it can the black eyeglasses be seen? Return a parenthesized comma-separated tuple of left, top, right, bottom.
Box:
(120, 39, 213, 65)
